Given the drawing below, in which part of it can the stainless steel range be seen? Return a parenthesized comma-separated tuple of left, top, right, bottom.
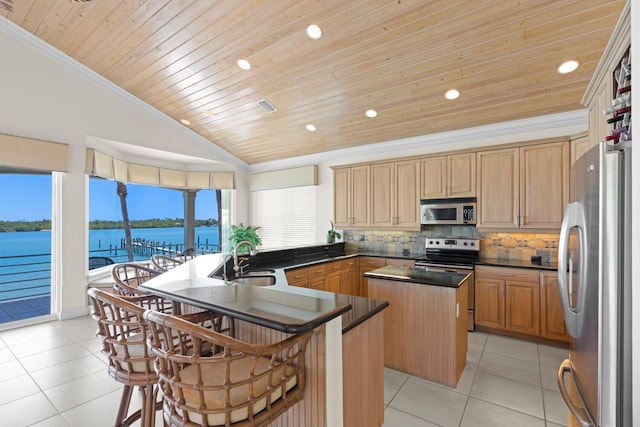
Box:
(415, 238, 479, 331)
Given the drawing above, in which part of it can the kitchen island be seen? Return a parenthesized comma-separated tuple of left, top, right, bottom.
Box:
(365, 266, 471, 387)
(140, 252, 388, 427)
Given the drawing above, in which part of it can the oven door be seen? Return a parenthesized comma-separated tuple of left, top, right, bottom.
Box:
(415, 263, 475, 331)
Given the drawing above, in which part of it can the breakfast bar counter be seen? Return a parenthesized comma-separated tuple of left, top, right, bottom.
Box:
(139, 252, 387, 427)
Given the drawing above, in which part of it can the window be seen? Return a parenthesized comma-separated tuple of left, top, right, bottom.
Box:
(0, 172, 52, 323)
(88, 178, 222, 265)
(251, 186, 316, 249)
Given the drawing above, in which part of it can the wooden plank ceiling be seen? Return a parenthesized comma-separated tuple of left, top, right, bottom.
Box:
(1, 0, 626, 164)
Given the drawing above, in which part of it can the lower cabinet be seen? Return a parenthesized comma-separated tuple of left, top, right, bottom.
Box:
(358, 257, 386, 297)
(475, 265, 561, 341)
(285, 257, 360, 295)
(475, 276, 506, 329)
(540, 271, 570, 341)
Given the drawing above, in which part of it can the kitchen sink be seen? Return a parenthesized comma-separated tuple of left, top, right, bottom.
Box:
(231, 275, 276, 286)
(243, 269, 276, 276)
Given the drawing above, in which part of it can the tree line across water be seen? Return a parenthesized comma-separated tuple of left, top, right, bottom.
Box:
(0, 218, 219, 232)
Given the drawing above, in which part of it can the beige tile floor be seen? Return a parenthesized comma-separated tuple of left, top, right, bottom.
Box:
(0, 316, 569, 426)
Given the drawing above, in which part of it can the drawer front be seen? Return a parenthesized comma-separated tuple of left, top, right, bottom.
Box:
(308, 264, 327, 277)
(343, 257, 358, 269)
(475, 265, 539, 283)
(326, 260, 345, 272)
(285, 268, 309, 283)
(359, 257, 385, 268)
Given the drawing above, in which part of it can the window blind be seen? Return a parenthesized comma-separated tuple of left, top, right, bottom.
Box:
(85, 148, 234, 189)
(0, 133, 69, 172)
(252, 186, 316, 249)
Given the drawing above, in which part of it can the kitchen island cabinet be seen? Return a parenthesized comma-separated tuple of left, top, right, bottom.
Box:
(365, 266, 469, 387)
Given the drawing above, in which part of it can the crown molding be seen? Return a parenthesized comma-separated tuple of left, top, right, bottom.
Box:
(249, 109, 587, 172)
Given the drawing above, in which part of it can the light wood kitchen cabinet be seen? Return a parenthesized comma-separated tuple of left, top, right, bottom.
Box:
(540, 271, 569, 342)
(570, 133, 590, 167)
(505, 279, 540, 336)
(475, 276, 506, 329)
(285, 268, 309, 288)
(477, 140, 569, 230)
(333, 165, 370, 228)
(475, 266, 540, 337)
(307, 263, 327, 290)
(358, 257, 386, 297)
(519, 141, 569, 229)
(475, 265, 572, 343)
(421, 153, 476, 199)
(476, 148, 519, 228)
(341, 258, 358, 296)
(368, 277, 468, 387)
(371, 159, 420, 230)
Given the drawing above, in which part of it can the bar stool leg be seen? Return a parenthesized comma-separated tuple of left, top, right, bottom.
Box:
(115, 385, 138, 427)
(140, 385, 157, 427)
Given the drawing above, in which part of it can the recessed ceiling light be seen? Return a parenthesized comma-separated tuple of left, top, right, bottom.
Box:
(203, 110, 214, 117)
(237, 59, 251, 70)
(180, 118, 191, 126)
(445, 89, 460, 100)
(557, 60, 580, 74)
(365, 109, 378, 118)
(305, 124, 317, 132)
(306, 24, 323, 40)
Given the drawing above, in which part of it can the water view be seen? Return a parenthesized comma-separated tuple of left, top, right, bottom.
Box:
(0, 226, 221, 303)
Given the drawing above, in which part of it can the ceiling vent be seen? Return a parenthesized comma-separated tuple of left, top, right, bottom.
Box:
(257, 99, 277, 113)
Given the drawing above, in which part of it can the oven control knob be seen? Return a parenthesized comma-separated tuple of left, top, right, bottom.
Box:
(463, 242, 468, 246)
(429, 240, 434, 245)
(470, 242, 475, 246)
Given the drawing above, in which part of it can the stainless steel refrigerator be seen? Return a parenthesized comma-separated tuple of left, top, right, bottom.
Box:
(557, 141, 632, 426)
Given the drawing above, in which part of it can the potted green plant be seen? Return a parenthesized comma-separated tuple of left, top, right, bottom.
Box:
(326, 220, 341, 244)
(229, 223, 262, 254)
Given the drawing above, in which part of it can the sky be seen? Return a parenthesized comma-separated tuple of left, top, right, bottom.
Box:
(0, 174, 219, 222)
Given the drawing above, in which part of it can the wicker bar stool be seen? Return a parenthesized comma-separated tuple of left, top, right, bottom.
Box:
(88, 288, 225, 427)
(88, 287, 162, 427)
(111, 263, 235, 337)
(144, 310, 312, 427)
(112, 264, 162, 297)
(150, 254, 184, 272)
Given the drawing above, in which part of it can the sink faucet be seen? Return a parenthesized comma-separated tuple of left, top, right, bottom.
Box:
(233, 241, 257, 275)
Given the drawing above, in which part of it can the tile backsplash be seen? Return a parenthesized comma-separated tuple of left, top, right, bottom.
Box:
(343, 226, 559, 262)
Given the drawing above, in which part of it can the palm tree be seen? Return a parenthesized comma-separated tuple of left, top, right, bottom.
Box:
(215, 189, 222, 252)
(117, 181, 134, 261)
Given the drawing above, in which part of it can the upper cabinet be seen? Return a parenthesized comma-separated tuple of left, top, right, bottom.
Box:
(421, 153, 476, 199)
(476, 148, 519, 229)
(333, 159, 419, 231)
(477, 140, 569, 230)
(371, 159, 420, 230)
(333, 165, 370, 229)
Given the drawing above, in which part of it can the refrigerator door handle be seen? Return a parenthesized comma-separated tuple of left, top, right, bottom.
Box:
(558, 201, 587, 338)
(557, 359, 595, 427)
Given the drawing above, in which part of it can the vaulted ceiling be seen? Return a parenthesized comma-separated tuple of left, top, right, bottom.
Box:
(0, 0, 625, 164)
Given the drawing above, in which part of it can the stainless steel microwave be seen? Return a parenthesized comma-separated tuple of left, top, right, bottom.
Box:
(420, 198, 477, 225)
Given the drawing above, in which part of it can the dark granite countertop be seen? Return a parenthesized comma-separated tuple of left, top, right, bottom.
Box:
(364, 265, 471, 288)
(141, 253, 388, 335)
(475, 258, 558, 271)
